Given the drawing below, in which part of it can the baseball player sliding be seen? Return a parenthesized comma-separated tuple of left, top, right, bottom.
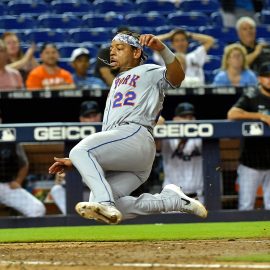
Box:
(48, 31, 207, 224)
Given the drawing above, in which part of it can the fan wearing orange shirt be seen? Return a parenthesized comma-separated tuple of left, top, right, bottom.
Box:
(26, 43, 75, 91)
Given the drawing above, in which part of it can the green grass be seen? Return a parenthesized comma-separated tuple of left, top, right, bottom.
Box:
(218, 254, 270, 263)
(0, 221, 269, 243)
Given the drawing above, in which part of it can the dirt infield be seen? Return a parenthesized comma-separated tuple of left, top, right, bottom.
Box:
(0, 239, 269, 270)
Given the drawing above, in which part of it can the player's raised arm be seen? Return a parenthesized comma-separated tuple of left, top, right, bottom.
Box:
(140, 34, 185, 87)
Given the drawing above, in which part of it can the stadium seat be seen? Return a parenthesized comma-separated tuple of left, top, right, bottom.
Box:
(50, 0, 93, 15)
(179, 0, 220, 14)
(25, 29, 68, 43)
(93, 0, 135, 14)
(155, 25, 199, 35)
(200, 26, 238, 44)
(37, 14, 82, 29)
(204, 55, 221, 71)
(0, 3, 7, 15)
(260, 10, 270, 24)
(82, 13, 124, 28)
(58, 59, 73, 73)
(58, 43, 98, 59)
(7, 1, 51, 15)
(256, 25, 270, 40)
(69, 28, 111, 45)
(0, 15, 35, 30)
(125, 13, 167, 28)
(210, 11, 224, 27)
(168, 12, 210, 27)
(207, 41, 225, 56)
(136, 0, 175, 15)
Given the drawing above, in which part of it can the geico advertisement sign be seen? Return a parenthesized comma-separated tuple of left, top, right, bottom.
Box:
(154, 123, 214, 138)
(34, 126, 96, 141)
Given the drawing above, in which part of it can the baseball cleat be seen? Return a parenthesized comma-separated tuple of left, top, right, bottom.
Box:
(75, 202, 122, 225)
(162, 184, 208, 218)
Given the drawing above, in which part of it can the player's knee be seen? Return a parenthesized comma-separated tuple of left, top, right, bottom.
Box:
(27, 201, 46, 217)
(69, 146, 81, 161)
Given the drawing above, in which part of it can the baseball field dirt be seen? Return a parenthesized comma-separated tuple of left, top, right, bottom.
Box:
(0, 239, 269, 270)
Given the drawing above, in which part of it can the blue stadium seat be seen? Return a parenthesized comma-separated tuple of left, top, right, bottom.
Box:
(260, 10, 270, 24)
(82, 13, 124, 28)
(93, 0, 135, 14)
(7, 1, 51, 15)
(37, 14, 82, 29)
(136, 0, 175, 15)
(0, 3, 7, 15)
(179, 0, 220, 15)
(200, 26, 237, 44)
(256, 25, 270, 40)
(125, 13, 167, 28)
(0, 16, 35, 30)
(168, 12, 210, 27)
(210, 11, 224, 27)
(155, 25, 199, 35)
(50, 0, 93, 15)
(207, 41, 225, 56)
(58, 43, 98, 59)
(204, 55, 221, 71)
(25, 29, 68, 43)
(58, 59, 73, 73)
(69, 28, 111, 45)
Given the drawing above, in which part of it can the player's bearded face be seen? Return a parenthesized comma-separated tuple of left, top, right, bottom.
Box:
(110, 41, 137, 72)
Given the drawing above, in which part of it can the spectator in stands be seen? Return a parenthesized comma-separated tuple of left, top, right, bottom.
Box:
(227, 61, 270, 210)
(236, 16, 270, 75)
(26, 43, 75, 91)
(50, 100, 102, 214)
(220, 0, 263, 27)
(156, 103, 204, 203)
(212, 43, 258, 86)
(2, 32, 38, 83)
(175, 53, 202, 87)
(94, 26, 130, 87)
(94, 45, 117, 87)
(0, 109, 46, 217)
(70, 47, 107, 90)
(0, 39, 24, 91)
(153, 28, 215, 84)
(79, 100, 102, 123)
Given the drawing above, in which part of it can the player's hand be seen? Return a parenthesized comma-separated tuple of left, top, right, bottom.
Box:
(48, 157, 73, 175)
(139, 34, 165, 52)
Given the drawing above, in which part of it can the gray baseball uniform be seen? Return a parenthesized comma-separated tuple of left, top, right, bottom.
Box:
(69, 64, 177, 220)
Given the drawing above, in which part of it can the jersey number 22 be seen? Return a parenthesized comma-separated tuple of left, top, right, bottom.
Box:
(113, 91, 136, 108)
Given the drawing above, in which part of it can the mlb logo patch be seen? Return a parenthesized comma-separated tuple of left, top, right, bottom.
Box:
(0, 128, 16, 141)
(242, 122, 264, 136)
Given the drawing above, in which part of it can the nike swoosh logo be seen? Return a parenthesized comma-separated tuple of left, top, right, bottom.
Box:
(181, 198, 191, 205)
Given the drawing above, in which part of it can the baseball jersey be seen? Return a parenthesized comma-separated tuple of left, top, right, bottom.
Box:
(161, 138, 203, 194)
(102, 64, 174, 132)
(232, 89, 270, 169)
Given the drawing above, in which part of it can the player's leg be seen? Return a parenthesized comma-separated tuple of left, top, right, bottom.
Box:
(70, 124, 154, 203)
(50, 184, 66, 214)
(0, 183, 46, 217)
(104, 171, 207, 220)
(237, 164, 261, 210)
(262, 170, 270, 210)
(70, 124, 155, 223)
